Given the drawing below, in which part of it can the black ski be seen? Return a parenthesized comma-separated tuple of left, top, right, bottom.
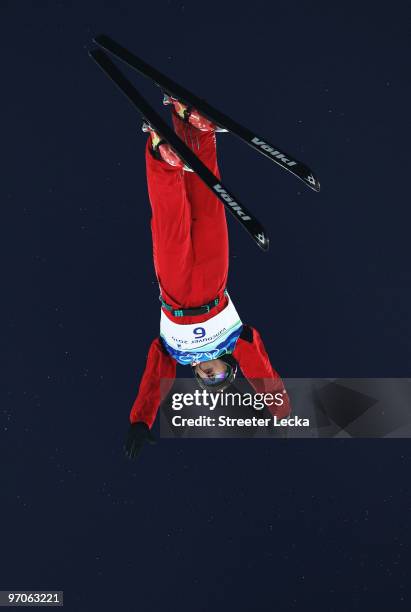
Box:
(89, 49, 269, 251)
(93, 34, 320, 193)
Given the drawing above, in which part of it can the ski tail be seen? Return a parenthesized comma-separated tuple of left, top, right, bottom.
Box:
(93, 34, 320, 192)
(89, 48, 269, 252)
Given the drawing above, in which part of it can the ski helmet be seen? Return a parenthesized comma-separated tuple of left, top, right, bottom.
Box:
(192, 354, 238, 392)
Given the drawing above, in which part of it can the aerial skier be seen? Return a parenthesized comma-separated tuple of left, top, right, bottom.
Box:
(89, 36, 320, 459)
(124, 99, 291, 458)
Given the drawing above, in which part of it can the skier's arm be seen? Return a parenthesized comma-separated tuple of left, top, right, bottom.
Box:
(232, 325, 290, 418)
(129, 337, 176, 428)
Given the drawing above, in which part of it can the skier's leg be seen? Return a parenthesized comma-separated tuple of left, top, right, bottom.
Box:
(145, 139, 193, 309)
(171, 112, 229, 307)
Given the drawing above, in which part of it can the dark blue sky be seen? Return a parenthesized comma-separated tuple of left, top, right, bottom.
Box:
(2, 1, 410, 610)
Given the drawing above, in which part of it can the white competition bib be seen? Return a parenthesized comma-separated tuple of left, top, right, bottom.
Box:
(160, 295, 243, 365)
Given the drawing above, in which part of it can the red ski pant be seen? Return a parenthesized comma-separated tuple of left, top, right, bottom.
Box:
(145, 113, 229, 310)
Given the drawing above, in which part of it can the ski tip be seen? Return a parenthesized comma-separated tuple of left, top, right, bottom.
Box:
(93, 34, 109, 46)
(304, 172, 321, 192)
(312, 179, 321, 192)
(255, 232, 270, 252)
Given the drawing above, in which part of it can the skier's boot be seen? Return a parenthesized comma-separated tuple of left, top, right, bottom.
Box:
(163, 94, 228, 132)
(142, 122, 193, 171)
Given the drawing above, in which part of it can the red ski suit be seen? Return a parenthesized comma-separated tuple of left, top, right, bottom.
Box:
(130, 113, 290, 427)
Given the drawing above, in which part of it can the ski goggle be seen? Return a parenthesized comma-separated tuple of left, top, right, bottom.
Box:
(199, 366, 231, 386)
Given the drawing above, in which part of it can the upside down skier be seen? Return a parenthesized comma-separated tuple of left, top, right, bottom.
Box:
(124, 99, 291, 458)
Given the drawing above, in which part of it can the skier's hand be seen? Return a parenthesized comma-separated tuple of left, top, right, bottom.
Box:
(124, 422, 156, 459)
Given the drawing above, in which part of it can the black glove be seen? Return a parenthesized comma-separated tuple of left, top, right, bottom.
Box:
(124, 422, 156, 459)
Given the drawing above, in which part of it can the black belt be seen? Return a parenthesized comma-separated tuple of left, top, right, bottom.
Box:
(160, 290, 227, 317)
